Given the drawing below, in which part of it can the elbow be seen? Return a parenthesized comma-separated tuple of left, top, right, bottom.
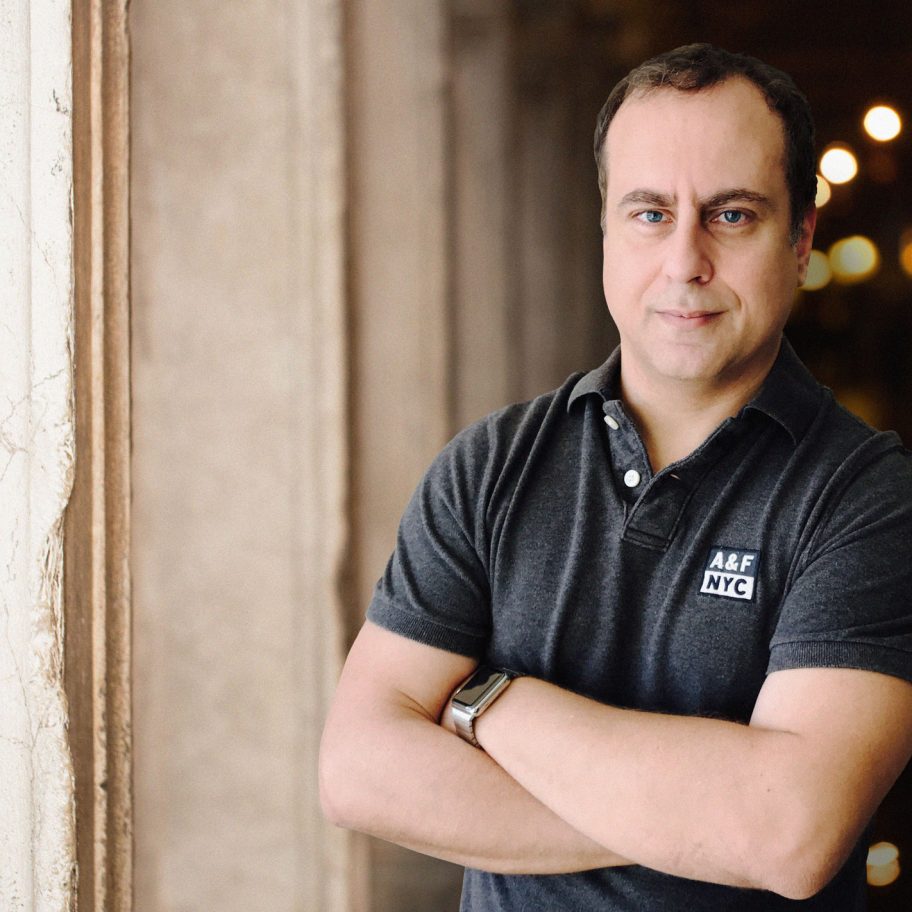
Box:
(764, 856, 840, 902)
(751, 806, 852, 900)
(770, 830, 852, 901)
(318, 765, 347, 829)
(317, 745, 345, 827)
(318, 728, 362, 831)
(764, 862, 832, 902)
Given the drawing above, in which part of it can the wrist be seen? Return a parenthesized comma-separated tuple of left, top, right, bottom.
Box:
(449, 666, 521, 748)
(473, 674, 523, 749)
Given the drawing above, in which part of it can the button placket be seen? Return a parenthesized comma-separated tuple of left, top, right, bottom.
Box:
(601, 398, 650, 503)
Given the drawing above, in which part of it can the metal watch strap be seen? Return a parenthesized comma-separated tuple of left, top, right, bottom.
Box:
(450, 666, 519, 748)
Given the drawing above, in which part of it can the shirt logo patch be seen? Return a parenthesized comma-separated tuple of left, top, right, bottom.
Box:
(700, 547, 760, 601)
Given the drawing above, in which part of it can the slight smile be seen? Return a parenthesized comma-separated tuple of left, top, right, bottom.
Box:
(656, 310, 725, 328)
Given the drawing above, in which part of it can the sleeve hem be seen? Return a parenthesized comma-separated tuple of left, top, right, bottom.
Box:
(367, 594, 488, 659)
(767, 639, 912, 685)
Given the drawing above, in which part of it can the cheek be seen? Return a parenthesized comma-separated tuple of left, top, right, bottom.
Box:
(603, 243, 655, 295)
(731, 245, 798, 300)
(602, 269, 641, 323)
(738, 271, 797, 331)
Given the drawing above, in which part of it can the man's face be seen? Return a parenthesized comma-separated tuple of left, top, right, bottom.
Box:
(601, 77, 815, 396)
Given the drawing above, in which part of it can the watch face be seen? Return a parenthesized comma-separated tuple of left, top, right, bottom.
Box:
(453, 667, 504, 708)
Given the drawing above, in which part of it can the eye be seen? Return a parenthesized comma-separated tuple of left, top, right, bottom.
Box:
(716, 209, 748, 225)
(636, 210, 667, 224)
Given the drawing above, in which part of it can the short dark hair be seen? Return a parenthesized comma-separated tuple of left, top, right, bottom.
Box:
(594, 43, 816, 242)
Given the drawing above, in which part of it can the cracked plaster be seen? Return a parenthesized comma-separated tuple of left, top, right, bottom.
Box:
(0, 1, 77, 910)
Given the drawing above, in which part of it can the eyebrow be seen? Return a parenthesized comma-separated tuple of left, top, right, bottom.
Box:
(703, 189, 775, 211)
(617, 190, 671, 209)
(617, 188, 776, 212)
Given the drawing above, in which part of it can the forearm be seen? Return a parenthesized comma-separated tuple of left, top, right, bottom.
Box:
(473, 678, 822, 895)
(319, 698, 630, 873)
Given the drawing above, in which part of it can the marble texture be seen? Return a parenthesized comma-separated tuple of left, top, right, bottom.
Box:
(0, 0, 77, 909)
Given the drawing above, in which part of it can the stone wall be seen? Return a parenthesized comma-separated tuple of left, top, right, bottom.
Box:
(0, 1, 76, 908)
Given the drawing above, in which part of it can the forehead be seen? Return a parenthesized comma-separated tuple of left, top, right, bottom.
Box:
(604, 78, 788, 198)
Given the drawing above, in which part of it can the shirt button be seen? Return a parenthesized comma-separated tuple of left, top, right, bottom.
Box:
(623, 469, 641, 488)
(603, 414, 619, 430)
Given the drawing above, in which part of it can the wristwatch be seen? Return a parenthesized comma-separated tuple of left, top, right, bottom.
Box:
(450, 665, 520, 748)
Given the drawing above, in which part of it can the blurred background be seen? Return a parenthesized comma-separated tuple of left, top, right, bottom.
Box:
(129, 1, 912, 909)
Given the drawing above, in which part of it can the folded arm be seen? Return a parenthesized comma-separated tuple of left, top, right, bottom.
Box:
(318, 620, 631, 873)
(469, 664, 912, 898)
(322, 623, 912, 896)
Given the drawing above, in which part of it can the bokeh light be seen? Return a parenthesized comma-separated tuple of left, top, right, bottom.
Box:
(867, 841, 901, 888)
(900, 229, 912, 278)
(829, 235, 880, 283)
(802, 250, 831, 291)
(838, 387, 885, 427)
(820, 146, 858, 185)
(815, 175, 831, 208)
(863, 105, 902, 142)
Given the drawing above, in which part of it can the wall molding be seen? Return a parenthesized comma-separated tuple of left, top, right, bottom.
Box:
(64, 0, 132, 910)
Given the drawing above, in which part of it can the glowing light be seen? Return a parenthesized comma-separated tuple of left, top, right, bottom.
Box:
(820, 146, 858, 185)
(900, 229, 912, 278)
(868, 842, 899, 866)
(802, 250, 831, 291)
(864, 105, 902, 142)
(867, 841, 900, 887)
(815, 175, 831, 208)
(838, 388, 883, 426)
(829, 235, 880, 283)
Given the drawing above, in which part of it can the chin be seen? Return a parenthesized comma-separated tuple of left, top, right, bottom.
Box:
(652, 352, 724, 384)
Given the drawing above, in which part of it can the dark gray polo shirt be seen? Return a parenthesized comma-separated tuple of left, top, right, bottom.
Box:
(368, 338, 912, 911)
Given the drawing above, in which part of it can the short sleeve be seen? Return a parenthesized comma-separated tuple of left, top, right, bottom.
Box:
(768, 438, 912, 683)
(366, 420, 494, 658)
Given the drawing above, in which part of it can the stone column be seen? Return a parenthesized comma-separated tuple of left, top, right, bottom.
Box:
(513, 7, 616, 401)
(130, 0, 352, 909)
(0, 0, 76, 909)
(346, 2, 465, 909)
(450, 1, 516, 427)
(348, 0, 453, 621)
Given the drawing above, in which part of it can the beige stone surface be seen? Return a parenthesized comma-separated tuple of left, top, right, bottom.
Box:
(450, 5, 516, 428)
(346, 2, 466, 906)
(131, 0, 349, 909)
(348, 0, 453, 623)
(0, 1, 76, 909)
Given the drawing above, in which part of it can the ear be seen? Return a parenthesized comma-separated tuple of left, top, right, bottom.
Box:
(795, 206, 818, 286)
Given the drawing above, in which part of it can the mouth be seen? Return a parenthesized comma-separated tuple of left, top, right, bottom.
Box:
(656, 309, 724, 328)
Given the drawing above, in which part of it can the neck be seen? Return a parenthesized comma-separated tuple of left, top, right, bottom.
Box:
(620, 357, 776, 473)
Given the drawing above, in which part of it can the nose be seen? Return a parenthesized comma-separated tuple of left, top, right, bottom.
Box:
(663, 217, 713, 285)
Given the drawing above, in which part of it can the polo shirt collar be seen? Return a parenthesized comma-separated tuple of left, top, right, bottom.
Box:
(567, 346, 621, 408)
(567, 336, 821, 444)
(743, 337, 821, 443)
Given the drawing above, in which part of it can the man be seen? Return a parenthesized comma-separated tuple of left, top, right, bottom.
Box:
(320, 44, 912, 910)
